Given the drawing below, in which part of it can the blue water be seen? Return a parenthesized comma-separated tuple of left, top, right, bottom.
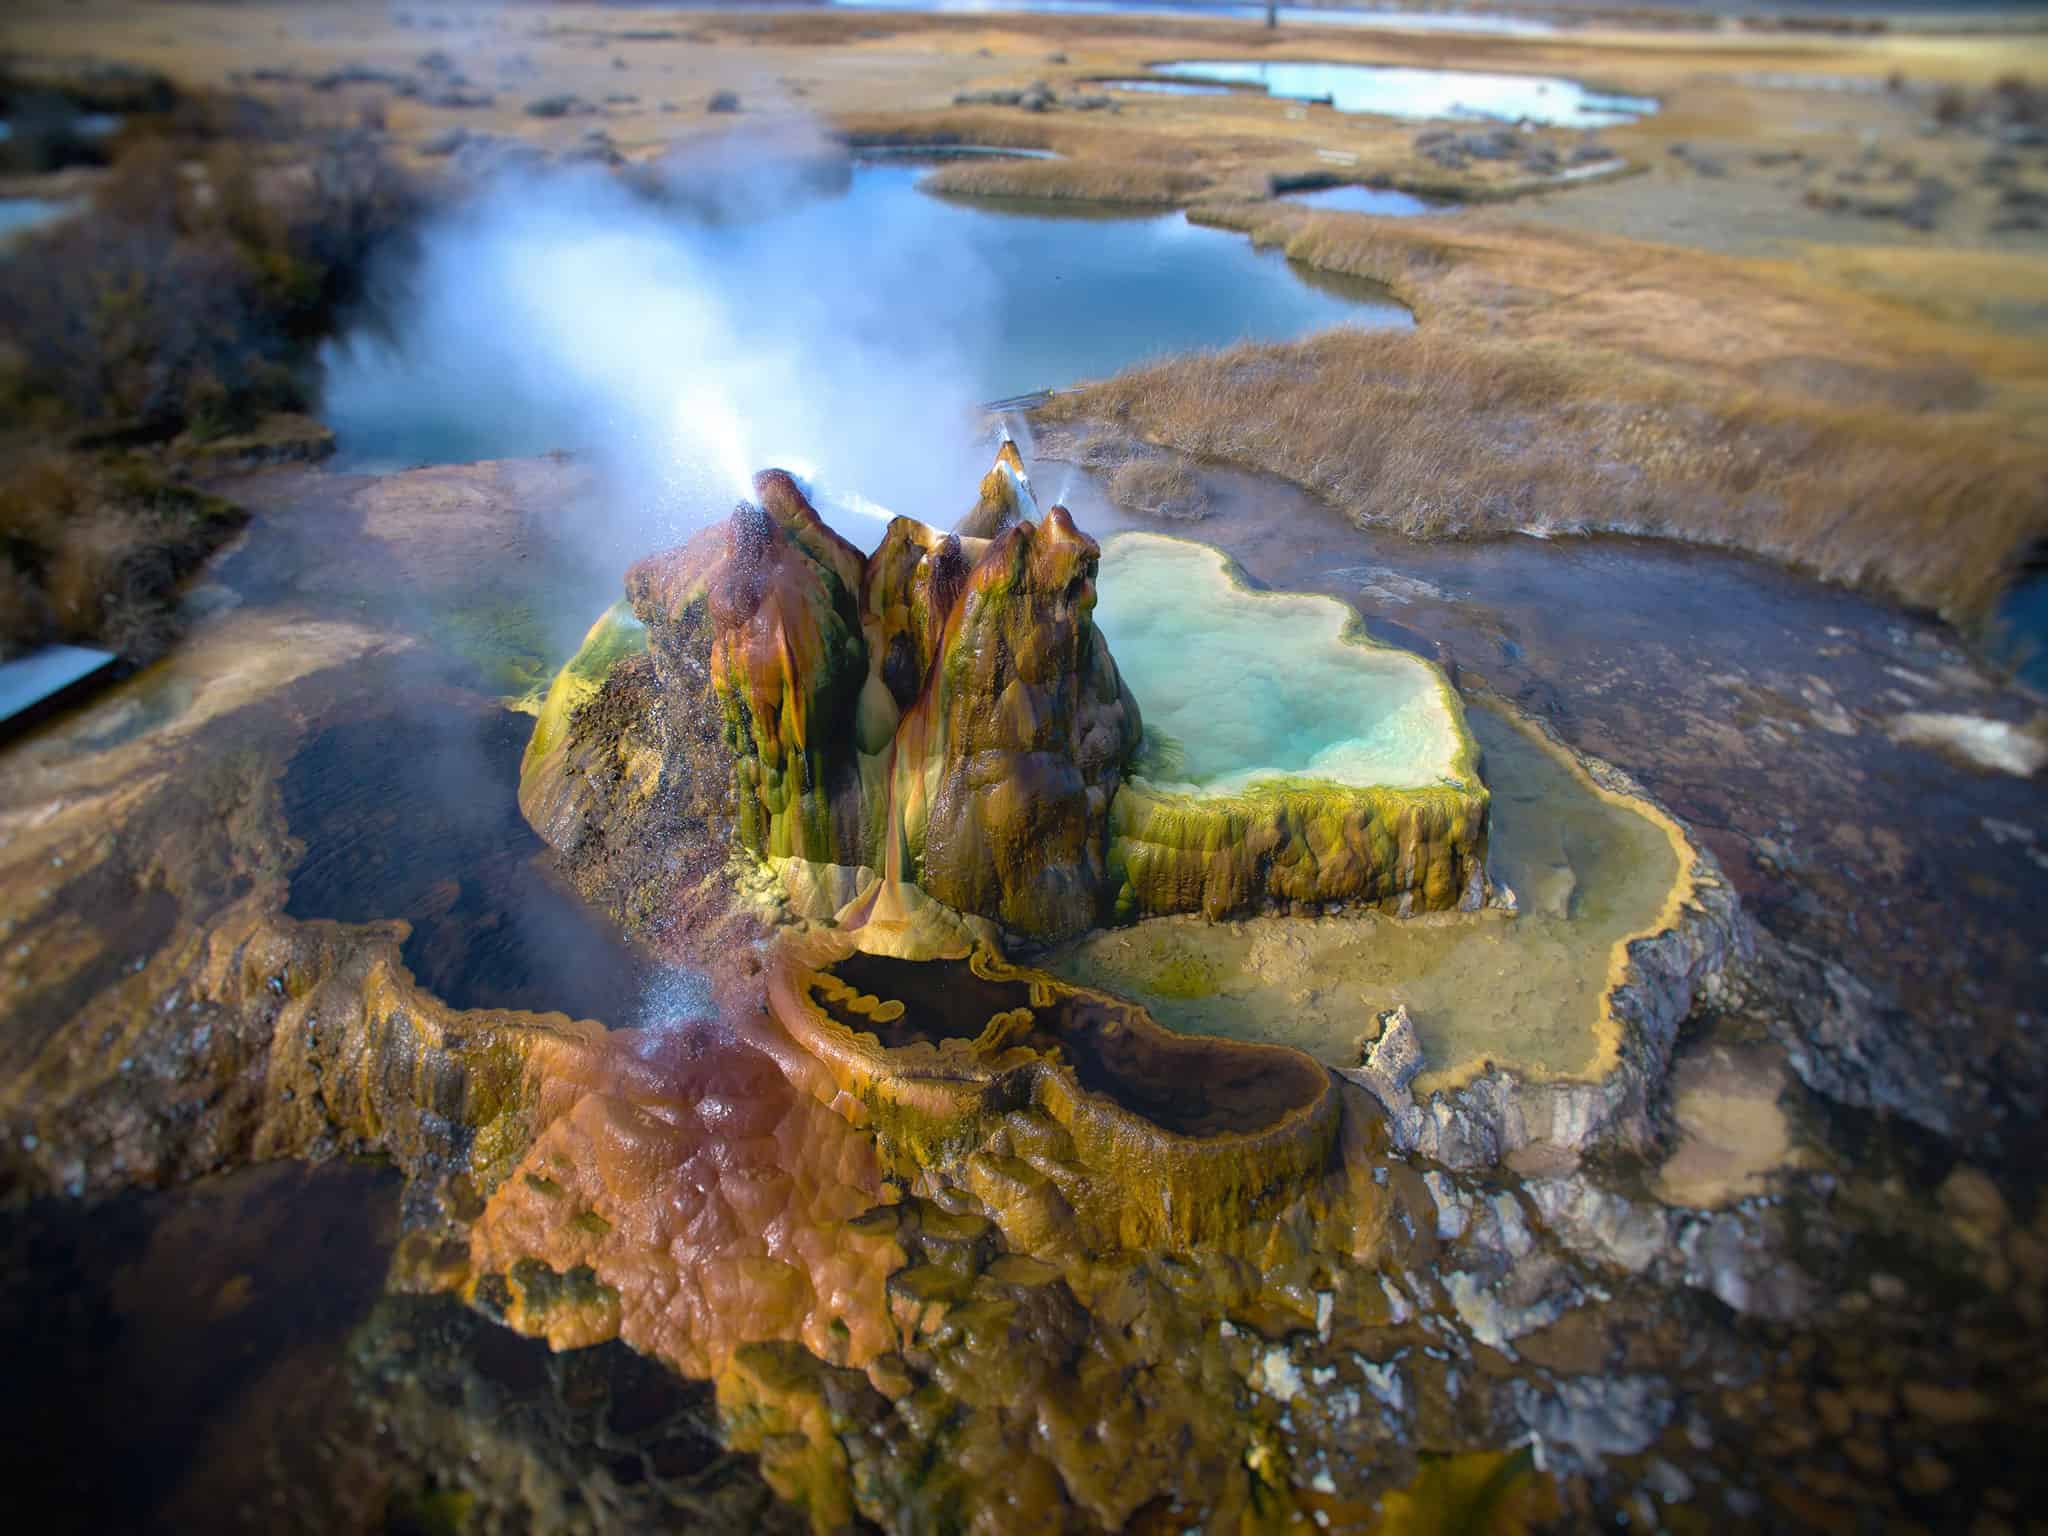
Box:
(0, 198, 77, 241)
(320, 161, 1409, 471)
(1992, 572, 2048, 691)
(1282, 183, 1448, 215)
(1095, 78, 1239, 95)
(1150, 59, 1658, 126)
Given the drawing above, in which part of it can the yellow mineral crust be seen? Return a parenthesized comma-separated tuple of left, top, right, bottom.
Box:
(1418, 708, 1700, 1097)
(764, 934, 1342, 1253)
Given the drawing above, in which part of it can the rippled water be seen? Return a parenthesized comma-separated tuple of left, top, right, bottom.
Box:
(1150, 59, 1659, 125)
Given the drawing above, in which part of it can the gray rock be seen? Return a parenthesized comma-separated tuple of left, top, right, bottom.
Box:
(419, 126, 471, 158)
(707, 90, 741, 114)
(313, 64, 413, 93)
(1453, 129, 1515, 160)
(526, 94, 596, 119)
(1524, 1177, 1674, 1276)
(1514, 1375, 1673, 1469)
(1676, 1206, 1813, 1319)
(421, 86, 493, 110)
(1344, 1004, 1424, 1117)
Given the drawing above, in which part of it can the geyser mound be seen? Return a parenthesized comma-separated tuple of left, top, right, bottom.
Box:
(517, 444, 1488, 956)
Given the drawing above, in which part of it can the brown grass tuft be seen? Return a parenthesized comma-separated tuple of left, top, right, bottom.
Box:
(922, 158, 1209, 205)
(0, 451, 247, 661)
(1107, 454, 1209, 520)
(1035, 196, 2048, 622)
(1040, 328, 2048, 621)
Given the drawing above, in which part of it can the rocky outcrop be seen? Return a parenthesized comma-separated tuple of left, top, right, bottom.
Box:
(1109, 776, 1488, 920)
(883, 504, 1139, 940)
(523, 450, 1506, 951)
(764, 935, 1342, 1253)
(532, 456, 1143, 954)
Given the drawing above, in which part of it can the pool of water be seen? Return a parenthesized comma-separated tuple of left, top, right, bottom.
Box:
(0, 197, 77, 241)
(319, 161, 1408, 473)
(1149, 59, 1658, 126)
(280, 698, 655, 1026)
(1281, 182, 1448, 215)
(1094, 532, 1464, 791)
(850, 143, 1061, 160)
(823, 0, 1560, 34)
(1991, 570, 2048, 691)
(1051, 697, 1682, 1083)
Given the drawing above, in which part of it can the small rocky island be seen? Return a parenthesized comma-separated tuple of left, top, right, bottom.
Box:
(520, 443, 1490, 960)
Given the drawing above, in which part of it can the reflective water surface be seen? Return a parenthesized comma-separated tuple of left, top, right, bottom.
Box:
(319, 163, 1409, 470)
(1150, 58, 1659, 125)
(1280, 181, 1450, 215)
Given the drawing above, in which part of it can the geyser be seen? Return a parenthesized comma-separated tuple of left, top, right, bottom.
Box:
(1096, 533, 1487, 920)
(517, 444, 1488, 955)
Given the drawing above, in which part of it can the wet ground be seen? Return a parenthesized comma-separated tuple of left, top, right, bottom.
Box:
(1057, 458, 2048, 1154)
(0, 1159, 792, 1534)
(1051, 698, 1685, 1087)
(2, 445, 2044, 1530)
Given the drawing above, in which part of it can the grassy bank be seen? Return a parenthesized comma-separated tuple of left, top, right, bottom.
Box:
(921, 157, 1212, 205)
(0, 73, 421, 663)
(1039, 201, 2048, 624)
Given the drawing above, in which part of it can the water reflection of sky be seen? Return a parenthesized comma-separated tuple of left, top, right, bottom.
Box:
(1152, 59, 1657, 126)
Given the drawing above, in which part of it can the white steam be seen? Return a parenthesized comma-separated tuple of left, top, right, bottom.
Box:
(320, 123, 1001, 549)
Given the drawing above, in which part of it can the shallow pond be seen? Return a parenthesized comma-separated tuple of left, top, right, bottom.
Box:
(1093, 76, 1240, 95)
(1096, 531, 1465, 791)
(1992, 569, 2048, 691)
(0, 196, 77, 241)
(1280, 181, 1449, 215)
(1148, 59, 1658, 126)
(1058, 460, 2048, 1144)
(318, 162, 1408, 472)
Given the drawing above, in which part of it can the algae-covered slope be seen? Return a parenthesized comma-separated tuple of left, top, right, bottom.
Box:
(517, 459, 1491, 948)
(1094, 533, 1488, 919)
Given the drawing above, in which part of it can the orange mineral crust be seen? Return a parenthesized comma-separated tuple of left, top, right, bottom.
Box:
(465, 1015, 904, 1379)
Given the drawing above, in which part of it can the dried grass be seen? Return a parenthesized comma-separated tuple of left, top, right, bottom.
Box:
(1107, 455, 1209, 520)
(1041, 328, 2047, 621)
(0, 450, 246, 661)
(922, 158, 1209, 205)
(1035, 199, 2048, 622)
